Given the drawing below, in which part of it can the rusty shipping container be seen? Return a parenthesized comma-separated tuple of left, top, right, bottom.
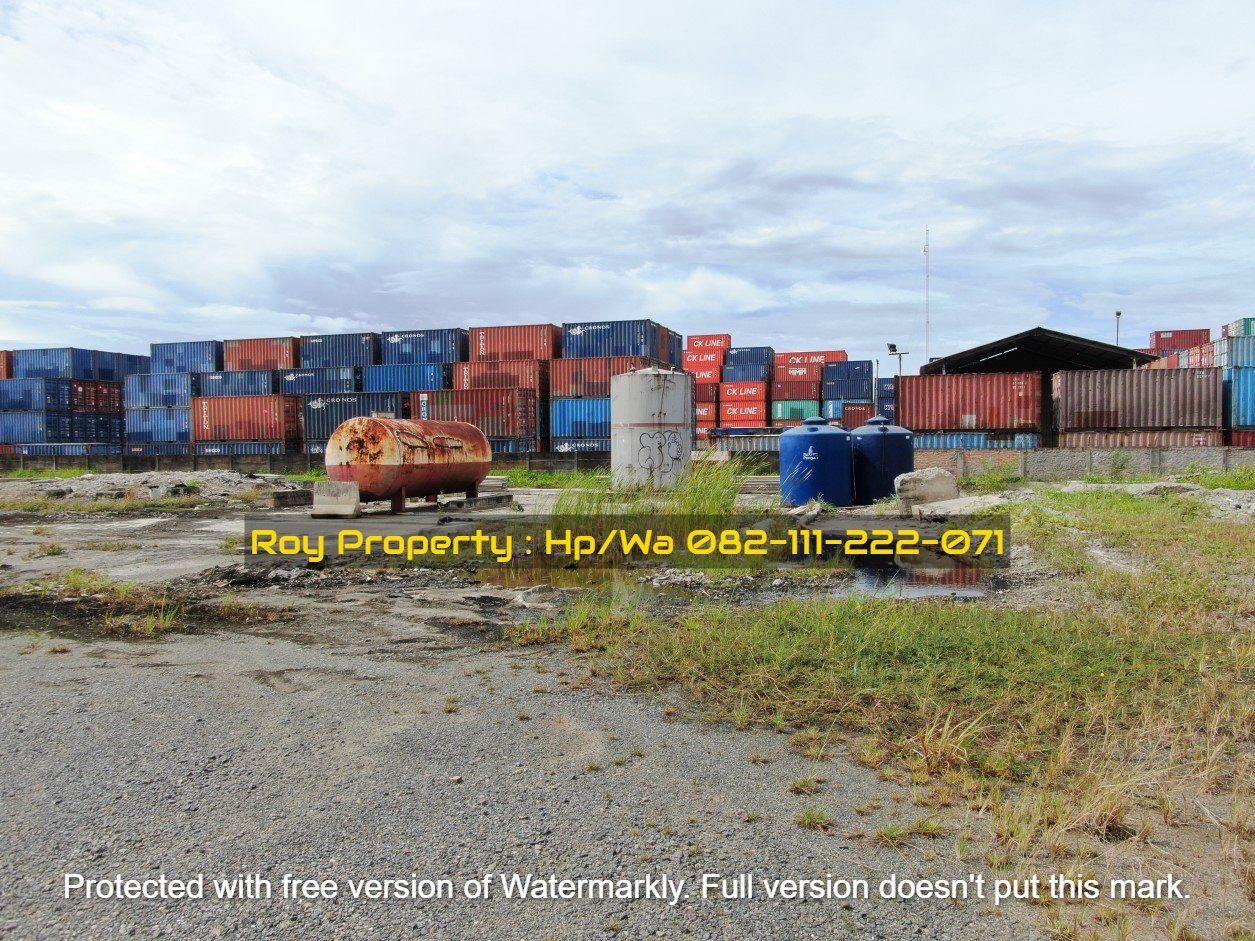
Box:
(223, 337, 300, 371)
(468, 324, 561, 362)
(1058, 430, 1223, 448)
(550, 356, 654, 398)
(0, 351, 11, 379)
(411, 388, 540, 439)
(772, 379, 822, 400)
(1054, 369, 1222, 430)
(685, 333, 732, 351)
(191, 395, 302, 442)
(719, 381, 767, 401)
(1226, 430, 1255, 447)
(898, 372, 1043, 431)
(1150, 329, 1210, 351)
(70, 380, 123, 413)
(773, 350, 847, 366)
(451, 359, 549, 395)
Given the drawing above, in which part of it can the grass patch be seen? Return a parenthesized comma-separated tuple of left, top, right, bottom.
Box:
(2, 468, 92, 479)
(503, 468, 609, 489)
(26, 542, 66, 557)
(284, 468, 329, 482)
(1178, 464, 1255, 490)
(80, 540, 134, 552)
(962, 466, 1026, 494)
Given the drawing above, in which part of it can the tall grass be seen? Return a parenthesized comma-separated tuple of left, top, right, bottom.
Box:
(504, 468, 609, 489)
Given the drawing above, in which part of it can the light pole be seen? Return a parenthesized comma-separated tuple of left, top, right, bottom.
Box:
(887, 343, 908, 377)
(1115, 310, 1122, 346)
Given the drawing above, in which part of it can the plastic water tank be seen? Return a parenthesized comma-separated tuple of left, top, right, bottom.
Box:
(610, 368, 694, 489)
(779, 417, 854, 507)
(851, 416, 914, 505)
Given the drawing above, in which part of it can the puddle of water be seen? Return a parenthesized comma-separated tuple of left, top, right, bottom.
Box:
(833, 557, 997, 599)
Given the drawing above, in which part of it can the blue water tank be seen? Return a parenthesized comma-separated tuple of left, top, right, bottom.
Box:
(779, 417, 854, 507)
(851, 416, 914, 505)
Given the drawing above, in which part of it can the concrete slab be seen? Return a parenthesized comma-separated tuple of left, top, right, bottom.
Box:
(912, 493, 1010, 519)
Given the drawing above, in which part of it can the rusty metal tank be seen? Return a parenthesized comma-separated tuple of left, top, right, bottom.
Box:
(325, 416, 491, 507)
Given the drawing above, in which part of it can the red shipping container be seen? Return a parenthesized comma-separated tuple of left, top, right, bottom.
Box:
(0, 350, 11, 379)
(686, 333, 732, 351)
(720, 402, 768, 425)
(1059, 430, 1223, 448)
(720, 381, 767, 401)
(837, 402, 875, 428)
(773, 350, 847, 366)
(694, 383, 719, 403)
(775, 419, 804, 428)
(70, 380, 123, 413)
(683, 350, 725, 367)
(192, 395, 302, 442)
(694, 402, 718, 422)
(1054, 369, 1222, 430)
(411, 388, 539, 438)
(550, 356, 654, 398)
(1150, 329, 1210, 351)
(773, 363, 823, 381)
(688, 366, 720, 383)
(772, 380, 822, 400)
(1226, 430, 1255, 447)
(1162, 352, 1181, 368)
(0, 443, 13, 454)
(452, 360, 549, 395)
(1188, 343, 1215, 367)
(223, 337, 300, 371)
(899, 372, 1042, 431)
(469, 324, 561, 361)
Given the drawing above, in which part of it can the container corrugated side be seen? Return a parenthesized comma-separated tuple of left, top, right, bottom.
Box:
(299, 333, 380, 368)
(774, 364, 823, 382)
(191, 396, 303, 442)
(1214, 337, 1255, 368)
(301, 392, 411, 441)
(411, 389, 540, 439)
(1054, 368, 1222, 429)
(686, 365, 720, 383)
(822, 400, 843, 420)
(694, 402, 718, 422)
(694, 383, 719, 403)
(126, 442, 191, 456)
(821, 360, 873, 380)
(70, 380, 123, 413)
(1223, 368, 1255, 428)
(277, 367, 361, 395)
(771, 400, 820, 421)
(1058, 430, 1223, 448)
(685, 334, 731, 351)
(550, 398, 610, 438)
(197, 370, 279, 397)
(549, 356, 654, 398)
(489, 437, 542, 455)
(719, 401, 768, 425)
(380, 329, 468, 365)
(0, 411, 74, 443)
(124, 373, 198, 408)
(125, 407, 191, 443)
(93, 351, 150, 381)
(560, 320, 676, 361)
(149, 341, 223, 374)
(469, 324, 561, 362)
(838, 402, 876, 428)
(724, 347, 774, 366)
(0, 351, 11, 379)
(722, 364, 772, 383)
(69, 413, 124, 441)
(13, 348, 96, 379)
(719, 381, 767, 401)
(362, 364, 448, 392)
(0, 379, 73, 411)
(821, 378, 874, 401)
(772, 380, 821, 400)
(773, 350, 846, 365)
(16, 443, 123, 456)
(223, 337, 300, 371)
(899, 372, 1043, 431)
(1150, 329, 1211, 351)
(1226, 429, 1255, 446)
(193, 441, 293, 456)
(552, 437, 610, 452)
(451, 360, 549, 394)
(913, 432, 1039, 450)
(877, 377, 896, 396)
(683, 350, 725, 369)
(1225, 318, 1255, 338)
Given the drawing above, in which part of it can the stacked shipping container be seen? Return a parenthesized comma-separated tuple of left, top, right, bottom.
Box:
(898, 373, 1043, 449)
(1053, 369, 1223, 447)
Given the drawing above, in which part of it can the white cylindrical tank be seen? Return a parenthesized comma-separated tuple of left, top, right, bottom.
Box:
(610, 368, 694, 489)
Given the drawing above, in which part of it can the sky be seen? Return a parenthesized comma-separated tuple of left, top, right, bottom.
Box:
(1, 0, 1253, 375)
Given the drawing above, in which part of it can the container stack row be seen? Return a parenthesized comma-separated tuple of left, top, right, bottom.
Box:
(898, 373, 1045, 449)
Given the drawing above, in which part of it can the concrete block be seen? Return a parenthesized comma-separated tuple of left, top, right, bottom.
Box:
(895, 467, 959, 512)
(267, 489, 314, 508)
(912, 493, 1009, 520)
(311, 480, 361, 518)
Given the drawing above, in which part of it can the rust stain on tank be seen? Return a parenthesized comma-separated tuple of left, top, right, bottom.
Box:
(324, 416, 490, 503)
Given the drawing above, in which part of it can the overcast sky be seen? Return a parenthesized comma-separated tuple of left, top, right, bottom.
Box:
(1, 1, 1253, 374)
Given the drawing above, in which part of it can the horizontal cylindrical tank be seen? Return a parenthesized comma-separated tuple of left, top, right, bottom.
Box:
(326, 416, 491, 503)
(779, 417, 853, 507)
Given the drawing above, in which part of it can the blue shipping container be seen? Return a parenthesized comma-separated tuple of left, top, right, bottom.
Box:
(301, 392, 410, 440)
(0, 411, 74, 443)
(552, 437, 610, 452)
(0, 379, 73, 411)
(876, 377, 896, 396)
(193, 441, 291, 456)
(822, 360, 873, 381)
(381, 329, 469, 364)
(149, 341, 223, 374)
(197, 370, 278, 397)
(124, 373, 198, 408)
(550, 398, 611, 438)
(94, 351, 151, 380)
(125, 407, 191, 443)
(71, 413, 124, 441)
(126, 443, 192, 456)
(725, 347, 774, 366)
(304, 440, 328, 455)
(912, 432, 1039, 450)
(17, 443, 123, 456)
(1224, 368, 1255, 428)
(300, 333, 380, 368)
(822, 379, 874, 400)
(561, 320, 681, 363)
(363, 364, 448, 392)
(277, 367, 360, 395)
(489, 438, 541, 455)
(822, 400, 843, 420)
(12, 348, 96, 380)
(722, 364, 772, 383)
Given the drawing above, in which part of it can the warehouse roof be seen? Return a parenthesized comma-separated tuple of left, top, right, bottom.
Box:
(919, 327, 1155, 375)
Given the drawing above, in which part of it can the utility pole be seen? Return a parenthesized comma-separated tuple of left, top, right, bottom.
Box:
(922, 229, 931, 362)
(887, 343, 908, 377)
(1115, 310, 1122, 346)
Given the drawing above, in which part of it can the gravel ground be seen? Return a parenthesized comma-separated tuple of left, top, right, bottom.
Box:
(0, 607, 1045, 940)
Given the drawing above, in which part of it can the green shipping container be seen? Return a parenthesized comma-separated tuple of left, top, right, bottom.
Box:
(771, 399, 820, 421)
(1226, 317, 1255, 338)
